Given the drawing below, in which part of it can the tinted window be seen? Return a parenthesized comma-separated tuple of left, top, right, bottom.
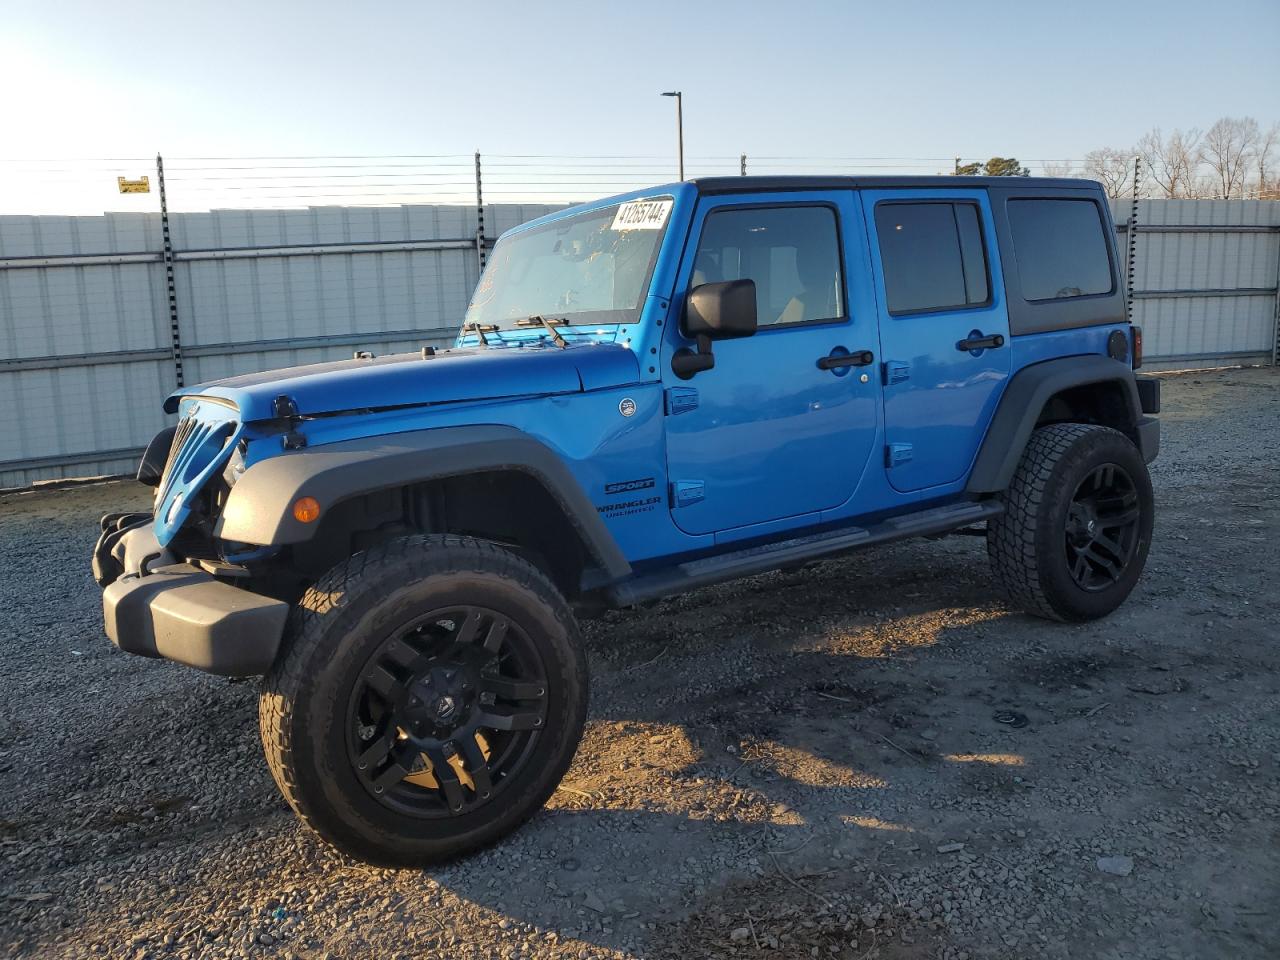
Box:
(954, 204, 989, 305)
(694, 206, 843, 325)
(1007, 199, 1113, 301)
(874, 202, 990, 314)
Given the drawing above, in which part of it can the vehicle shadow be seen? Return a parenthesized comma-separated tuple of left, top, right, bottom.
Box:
(15, 537, 1119, 958)
(409, 537, 1060, 952)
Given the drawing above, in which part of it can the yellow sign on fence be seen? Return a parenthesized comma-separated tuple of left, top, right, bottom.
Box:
(117, 176, 150, 194)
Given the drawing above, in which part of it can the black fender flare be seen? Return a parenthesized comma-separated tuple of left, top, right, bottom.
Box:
(966, 355, 1148, 493)
(215, 425, 631, 581)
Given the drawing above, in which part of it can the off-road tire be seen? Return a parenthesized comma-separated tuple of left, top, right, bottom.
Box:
(259, 534, 587, 866)
(987, 423, 1154, 622)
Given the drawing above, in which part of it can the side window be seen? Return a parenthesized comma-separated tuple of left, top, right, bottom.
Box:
(1006, 199, 1113, 301)
(693, 206, 844, 326)
(874, 202, 990, 315)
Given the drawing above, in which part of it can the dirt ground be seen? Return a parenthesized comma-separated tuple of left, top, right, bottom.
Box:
(1, 367, 1277, 960)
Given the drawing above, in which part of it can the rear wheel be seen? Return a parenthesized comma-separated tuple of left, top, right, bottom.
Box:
(987, 423, 1154, 622)
(259, 535, 587, 866)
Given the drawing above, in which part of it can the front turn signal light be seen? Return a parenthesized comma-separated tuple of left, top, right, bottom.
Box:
(292, 496, 321, 523)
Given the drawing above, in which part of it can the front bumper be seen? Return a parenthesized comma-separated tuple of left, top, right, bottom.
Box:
(97, 524, 288, 677)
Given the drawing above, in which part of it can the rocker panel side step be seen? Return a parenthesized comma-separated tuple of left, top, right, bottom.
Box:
(609, 500, 1003, 607)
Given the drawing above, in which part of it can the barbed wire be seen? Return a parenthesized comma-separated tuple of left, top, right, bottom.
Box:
(1, 152, 1273, 216)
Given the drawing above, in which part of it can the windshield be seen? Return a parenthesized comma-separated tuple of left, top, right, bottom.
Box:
(464, 198, 672, 331)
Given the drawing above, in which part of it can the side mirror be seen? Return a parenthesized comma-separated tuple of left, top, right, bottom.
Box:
(673, 279, 757, 379)
(684, 279, 757, 340)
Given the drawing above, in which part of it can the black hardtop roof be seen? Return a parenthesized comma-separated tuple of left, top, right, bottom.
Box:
(692, 175, 1105, 194)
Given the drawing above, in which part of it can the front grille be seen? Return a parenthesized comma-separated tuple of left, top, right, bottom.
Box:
(154, 414, 237, 516)
(152, 400, 242, 544)
(156, 415, 197, 503)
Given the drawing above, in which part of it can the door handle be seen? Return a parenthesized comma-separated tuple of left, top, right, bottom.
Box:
(817, 350, 875, 370)
(956, 333, 1005, 352)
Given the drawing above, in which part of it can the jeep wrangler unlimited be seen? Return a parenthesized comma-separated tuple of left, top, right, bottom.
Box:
(94, 176, 1159, 866)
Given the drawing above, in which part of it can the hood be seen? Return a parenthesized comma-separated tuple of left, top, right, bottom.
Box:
(166, 341, 641, 421)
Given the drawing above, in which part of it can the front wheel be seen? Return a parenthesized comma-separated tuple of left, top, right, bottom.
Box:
(259, 535, 587, 867)
(987, 423, 1154, 622)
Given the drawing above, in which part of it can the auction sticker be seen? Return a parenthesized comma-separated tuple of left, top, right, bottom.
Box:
(611, 198, 673, 230)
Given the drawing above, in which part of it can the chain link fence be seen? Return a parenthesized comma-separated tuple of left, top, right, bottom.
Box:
(1, 154, 1277, 488)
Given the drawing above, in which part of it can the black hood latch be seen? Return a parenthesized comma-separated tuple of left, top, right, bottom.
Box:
(272, 394, 307, 450)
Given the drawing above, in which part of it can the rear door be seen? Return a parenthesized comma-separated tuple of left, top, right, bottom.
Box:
(861, 189, 1011, 492)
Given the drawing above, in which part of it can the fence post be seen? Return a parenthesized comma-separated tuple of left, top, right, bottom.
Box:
(1125, 155, 1142, 323)
(156, 153, 184, 388)
(474, 150, 486, 275)
(1272, 237, 1280, 366)
(740, 153, 747, 176)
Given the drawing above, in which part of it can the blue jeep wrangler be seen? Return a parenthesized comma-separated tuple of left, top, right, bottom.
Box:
(93, 176, 1160, 866)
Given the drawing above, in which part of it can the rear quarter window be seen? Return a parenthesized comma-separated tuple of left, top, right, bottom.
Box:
(1006, 199, 1113, 302)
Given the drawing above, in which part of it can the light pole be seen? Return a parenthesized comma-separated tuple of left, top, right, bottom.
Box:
(661, 91, 684, 180)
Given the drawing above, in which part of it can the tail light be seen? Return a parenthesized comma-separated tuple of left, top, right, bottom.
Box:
(1132, 326, 1143, 369)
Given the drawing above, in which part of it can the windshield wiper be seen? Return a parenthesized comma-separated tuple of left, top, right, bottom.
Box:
(517, 315, 568, 349)
(464, 321, 498, 347)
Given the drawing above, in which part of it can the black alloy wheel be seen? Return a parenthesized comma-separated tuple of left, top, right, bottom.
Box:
(1063, 463, 1142, 592)
(347, 605, 548, 818)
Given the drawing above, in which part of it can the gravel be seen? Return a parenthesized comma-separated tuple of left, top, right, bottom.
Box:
(1, 367, 1278, 960)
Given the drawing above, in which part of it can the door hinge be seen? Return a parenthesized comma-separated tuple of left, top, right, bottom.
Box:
(885, 442, 913, 467)
(883, 360, 910, 386)
(665, 386, 699, 416)
(670, 479, 705, 508)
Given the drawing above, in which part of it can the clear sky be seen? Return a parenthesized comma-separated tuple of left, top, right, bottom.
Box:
(3, 0, 1277, 213)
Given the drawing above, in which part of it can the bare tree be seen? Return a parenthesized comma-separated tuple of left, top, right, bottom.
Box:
(1082, 148, 1134, 198)
(1138, 127, 1202, 198)
(1256, 122, 1280, 200)
(1202, 116, 1259, 198)
(1040, 160, 1077, 178)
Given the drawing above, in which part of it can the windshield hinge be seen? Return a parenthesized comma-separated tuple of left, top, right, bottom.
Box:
(665, 387, 699, 416)
(671, 479, 706, 508)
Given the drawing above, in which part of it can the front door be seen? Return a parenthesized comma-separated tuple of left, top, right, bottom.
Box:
(861, 190, 1012, 492)
(662, 194, 879, 536)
